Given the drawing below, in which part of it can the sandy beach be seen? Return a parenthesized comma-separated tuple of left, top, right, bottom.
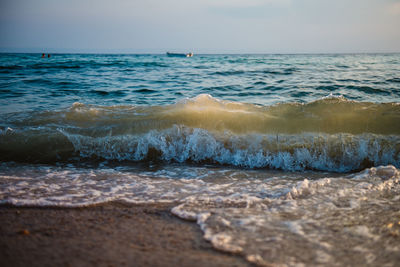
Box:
(0, 202, 250, 267)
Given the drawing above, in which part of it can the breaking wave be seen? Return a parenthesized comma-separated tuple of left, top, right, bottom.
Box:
(1, 94, 399, 171)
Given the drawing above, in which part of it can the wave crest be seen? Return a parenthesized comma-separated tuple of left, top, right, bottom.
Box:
(1, 95, 400, 171)
(60, 125, 400, 172)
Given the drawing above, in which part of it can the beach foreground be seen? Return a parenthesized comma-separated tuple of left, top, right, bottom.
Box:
(0, 203, 249, 267)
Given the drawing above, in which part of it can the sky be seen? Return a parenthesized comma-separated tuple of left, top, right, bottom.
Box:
(0, 0, 399, 53)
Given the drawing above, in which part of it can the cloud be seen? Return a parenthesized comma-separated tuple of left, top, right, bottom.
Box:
(387, 2, 400, 15)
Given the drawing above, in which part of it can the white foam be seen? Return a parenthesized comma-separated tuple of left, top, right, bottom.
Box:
(60, 126, 400, 172)
(1, 163, 399, 266)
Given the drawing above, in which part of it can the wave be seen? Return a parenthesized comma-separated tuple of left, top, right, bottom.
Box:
(213, 68, 296, 76)
(89, 89, 127, 97)
(386, 77, 400, 83)
(345, 85, 390, 95)
(62, 126, 400, 172)
(1, 95, 399, 171)
(0, 65, 24, 70)
(11, 60, 168, 72)
(61, 94, 400, 135)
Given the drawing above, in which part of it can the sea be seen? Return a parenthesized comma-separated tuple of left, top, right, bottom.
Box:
(1, 53, 400, 266)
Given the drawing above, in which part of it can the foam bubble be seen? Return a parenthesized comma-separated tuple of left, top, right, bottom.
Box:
(1, 162, 399, 266)
(60, 126, 400, 172)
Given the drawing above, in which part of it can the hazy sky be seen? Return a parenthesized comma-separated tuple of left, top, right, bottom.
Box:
(1, 0, 399, 53)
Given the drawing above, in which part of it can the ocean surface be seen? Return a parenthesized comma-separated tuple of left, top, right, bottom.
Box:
(1, 53, 400, 266)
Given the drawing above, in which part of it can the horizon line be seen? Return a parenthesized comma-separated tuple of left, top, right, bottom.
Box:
(1, 51, 400, 55)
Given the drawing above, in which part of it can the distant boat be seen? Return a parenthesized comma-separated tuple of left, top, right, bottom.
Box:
(166, 52, 193, 58)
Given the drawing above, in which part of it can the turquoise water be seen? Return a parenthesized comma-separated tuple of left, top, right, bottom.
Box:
(1, 53, 400, 113)
(1, 53, 400, 266)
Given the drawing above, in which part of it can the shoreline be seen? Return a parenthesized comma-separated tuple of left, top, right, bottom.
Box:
(0, 202, 250, 267)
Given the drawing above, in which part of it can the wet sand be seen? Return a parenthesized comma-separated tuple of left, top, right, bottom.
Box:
(0, 202, 250, 267)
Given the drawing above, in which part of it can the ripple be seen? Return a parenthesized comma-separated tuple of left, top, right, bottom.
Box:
(133, 88, 157, 93)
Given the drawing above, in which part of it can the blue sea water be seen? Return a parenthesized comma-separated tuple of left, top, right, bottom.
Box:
(1, 53, 399, 114)
(1, 53, 400, 266)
